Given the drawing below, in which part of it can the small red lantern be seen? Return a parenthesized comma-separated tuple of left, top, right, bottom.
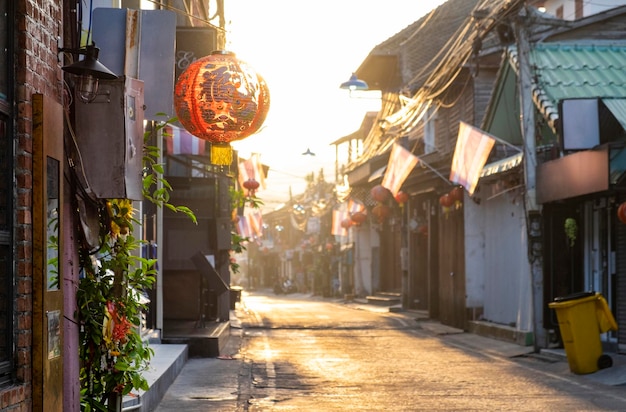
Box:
(371, 185, 391, 203)
(350, 211, 367, 225)
(418, 225, 429, 236)
(394, 191, 409, 205)
(341, 218, 353, 229)
(439, 193, 454, 208)
(174, 50, 270, 165)
(450, 186, 464, 203)
(243, 178, 260, 197)
(371, 204, 391, 223)
(439, 193, 454, 218)
(618, 202, 626, 224)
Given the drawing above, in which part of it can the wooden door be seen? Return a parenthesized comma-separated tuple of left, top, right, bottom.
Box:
(33, 94, 64, 411)
(438, 206, 466, 329)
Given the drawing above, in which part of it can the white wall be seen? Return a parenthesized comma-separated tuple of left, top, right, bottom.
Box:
(353, 225, 372, 296)
(482, 189, 532, 331)
(540, 0, 626, 19)
(466, 185, 532, 331)
(464, 193, 485, 310)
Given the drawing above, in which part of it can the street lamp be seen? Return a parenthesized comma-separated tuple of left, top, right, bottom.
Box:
(60, 43, 118, 103)
(339, 73, 369, 91)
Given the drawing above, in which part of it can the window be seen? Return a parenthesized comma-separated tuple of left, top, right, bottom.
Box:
(575, 0, 584, 19)
(556, 5, 564, 19)
(0, 0, 13, 386)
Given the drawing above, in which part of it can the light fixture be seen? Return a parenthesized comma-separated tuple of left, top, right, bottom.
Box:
(339, 73, 369, 91)
(61, 43, 117, 103)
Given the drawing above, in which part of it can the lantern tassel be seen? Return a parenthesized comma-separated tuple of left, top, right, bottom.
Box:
(211, 143, 233, 166)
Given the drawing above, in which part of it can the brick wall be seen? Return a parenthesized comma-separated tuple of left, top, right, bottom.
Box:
(1, 0, 63, 410)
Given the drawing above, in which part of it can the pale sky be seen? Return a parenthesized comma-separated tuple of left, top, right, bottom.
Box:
(226, 1, 447, 212)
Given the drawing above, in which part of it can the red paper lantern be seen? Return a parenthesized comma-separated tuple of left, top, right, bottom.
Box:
(350, 211, 367, 225)
(243, 178, 260, 198)
(243, 178, 260, 190)
(450, 186, 464, 203)
(394, 191, 409, 204)
(439, 193, 454, 208)
(371, 185, 391, 202)
(618, 202, 626, 224)
(174, 50, 270, 165)
(371, 204, 391, 223)
(418, 225, 429, 236)
(341, 218, 353, 229)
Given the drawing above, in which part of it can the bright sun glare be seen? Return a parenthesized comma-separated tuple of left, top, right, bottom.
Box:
(227, 0, 447, 211)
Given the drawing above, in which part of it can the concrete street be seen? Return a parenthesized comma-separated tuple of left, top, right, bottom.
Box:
(154, 290, 626, 411)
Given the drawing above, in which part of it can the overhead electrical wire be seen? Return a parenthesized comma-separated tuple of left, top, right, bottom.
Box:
(354, 0, 527, 166)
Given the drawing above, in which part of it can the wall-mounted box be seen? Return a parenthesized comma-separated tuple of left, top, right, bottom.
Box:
(74, 76, 144, 200)
(93, 8, 176, 120)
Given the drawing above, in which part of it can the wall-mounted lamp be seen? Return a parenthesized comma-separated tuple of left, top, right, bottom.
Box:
(339, 73, 369, 91)
(60, 43, 118, 103)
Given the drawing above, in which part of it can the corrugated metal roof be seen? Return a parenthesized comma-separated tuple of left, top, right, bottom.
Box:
(511, 43, 626, 131)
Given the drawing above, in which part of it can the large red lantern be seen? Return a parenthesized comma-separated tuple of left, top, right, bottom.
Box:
(174, 50, 270, 165)
(618, 202, 626, 224)
(371, 204, 391, 223)
(371, 185, 391, 203)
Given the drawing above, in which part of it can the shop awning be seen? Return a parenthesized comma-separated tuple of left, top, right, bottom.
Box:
(480, 152, 523, 179)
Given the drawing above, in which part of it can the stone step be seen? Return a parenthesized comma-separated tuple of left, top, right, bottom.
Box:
(161, 319, 230, 358)
(122, 343, 188, 411)
(366, 292, 401, 306)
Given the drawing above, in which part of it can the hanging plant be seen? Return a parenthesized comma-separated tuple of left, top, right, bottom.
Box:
(78, 117, 197, 411)
(564, 218, 577, 247)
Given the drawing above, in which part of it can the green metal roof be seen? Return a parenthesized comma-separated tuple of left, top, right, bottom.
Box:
(523, 43, 626, 130)
(483, 42, 626, 145)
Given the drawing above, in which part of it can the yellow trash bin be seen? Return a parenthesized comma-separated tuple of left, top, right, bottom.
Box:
(549, 291, 618, 375)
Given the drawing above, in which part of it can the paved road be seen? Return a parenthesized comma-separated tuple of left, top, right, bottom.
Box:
(156, 291, 626, 411)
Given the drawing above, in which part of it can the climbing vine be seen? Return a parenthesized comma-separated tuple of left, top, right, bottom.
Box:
(77, 117, 196, 411)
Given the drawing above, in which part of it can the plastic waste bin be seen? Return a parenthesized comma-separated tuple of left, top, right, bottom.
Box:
(549, 291, 618, 374)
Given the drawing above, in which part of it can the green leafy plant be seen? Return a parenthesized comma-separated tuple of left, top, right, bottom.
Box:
(565, 218, 577, 247)
(77, 116, 196, 411)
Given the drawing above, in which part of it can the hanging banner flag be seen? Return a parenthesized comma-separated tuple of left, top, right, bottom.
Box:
(450, 121, 496, 195)
(381, 142, 419, 196)
(248, 210, 263, 237)
(164, 125, 206, 155)
(347, 198, 365, 214)
(237, 215, 253, 239)
(238, 153, 267, 190)
(331, 209, 349, 237)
